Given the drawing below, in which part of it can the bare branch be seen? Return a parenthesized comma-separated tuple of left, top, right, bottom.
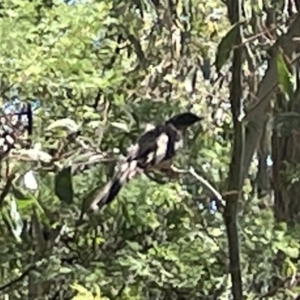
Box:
(0, 264, 36, 292)
(171, 167, 225, 207)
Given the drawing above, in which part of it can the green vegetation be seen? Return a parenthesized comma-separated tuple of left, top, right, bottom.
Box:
(1, 0, 300, 299)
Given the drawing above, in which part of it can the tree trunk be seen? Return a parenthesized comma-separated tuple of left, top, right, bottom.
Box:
(272, 93, 300, 224)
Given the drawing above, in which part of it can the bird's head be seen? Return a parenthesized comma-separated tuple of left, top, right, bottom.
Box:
(166, 112, 203, 130)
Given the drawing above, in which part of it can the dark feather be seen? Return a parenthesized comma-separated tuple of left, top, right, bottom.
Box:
(166, 112, 203, 129)
(93, 177, 123, 210)
(89, 112, 202, 211)
(130, 124, 179, 167)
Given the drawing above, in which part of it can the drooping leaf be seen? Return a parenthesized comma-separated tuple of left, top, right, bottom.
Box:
(184, 66, 198, 93)
(46, 118, 80, 133)
(200, 57, 211, 80)
(283, 257, 297, 277)
(9, 197, 23, 231)
(2, 197, 24, 242)
(1, 209, 22, 243)
(54, 167, 74, 204)
(10, 148, 52, 163)
(276, 53, 294, 101)
(215, 22, 241, 73)
(110, 121, 130, 132)
(0, 175, 14, 206)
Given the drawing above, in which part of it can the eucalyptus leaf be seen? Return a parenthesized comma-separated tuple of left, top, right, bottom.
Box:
(215, 21, 242, 73)
(110, 122, 130, 132)
(46, 118, 80, 133)
(54, 167, 74, 204)
(276, 53, 294, 101)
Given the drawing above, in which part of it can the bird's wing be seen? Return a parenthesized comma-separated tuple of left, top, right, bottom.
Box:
(89, 124, 182, 211)
(127, 124, 181, 167)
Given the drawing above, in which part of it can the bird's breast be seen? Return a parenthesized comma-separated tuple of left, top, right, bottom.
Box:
(174, 137, 184, 151)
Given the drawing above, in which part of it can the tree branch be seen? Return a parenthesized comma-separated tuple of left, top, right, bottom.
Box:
(242, 13, 300, 182)
(224, 0, 244, 298)
(0, 264, 36, 292)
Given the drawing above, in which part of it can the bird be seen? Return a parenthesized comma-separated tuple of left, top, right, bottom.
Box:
(89, 112, 203, 211)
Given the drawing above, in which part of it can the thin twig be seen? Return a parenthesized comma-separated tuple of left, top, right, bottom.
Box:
(0, 264, 36, 292)
(188, 167, 225, 206)
(175, 167, 225, 207)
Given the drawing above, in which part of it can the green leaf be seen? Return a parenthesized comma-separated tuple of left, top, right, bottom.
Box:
(126, 241, 141, 251)
(0, 176, 14, 206)
(110, 121, 130, 132)
(17, 199, 35, 210)
(285, 246, 299, 258)
(70, 283, 90, 295)
(283, 257, 297, 277)
(276, 53, 294, 101)
(2, 209, 22, 243)
(11, 185, 33, 201)
(11, 149, 52, 163)
(54, 167, 74, 204)
(59, 266, 73, 274)
(215, 22, 241, 73)
(46, 118, 79, 133)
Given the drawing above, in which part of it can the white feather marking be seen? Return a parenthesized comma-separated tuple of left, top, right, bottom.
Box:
(174, 138, 184, 151)
(155, 133, 169, 165)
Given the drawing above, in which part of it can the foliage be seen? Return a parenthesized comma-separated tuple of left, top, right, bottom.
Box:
(1, 0, 300, 299)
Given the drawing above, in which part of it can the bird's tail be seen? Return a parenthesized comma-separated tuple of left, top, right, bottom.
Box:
(90, 161, 139, 211)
